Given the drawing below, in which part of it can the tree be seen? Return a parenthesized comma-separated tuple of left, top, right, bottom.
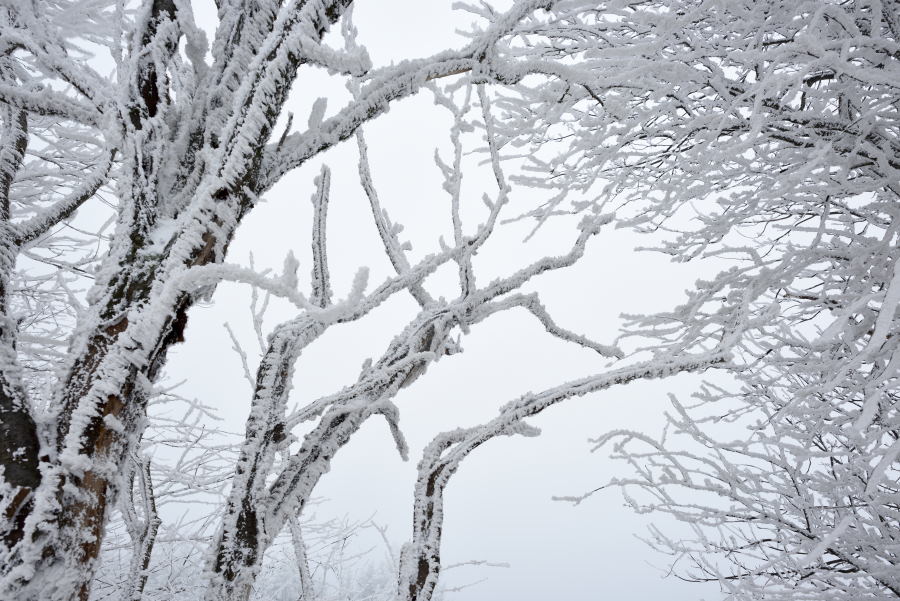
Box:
(0, 1, 895, 601)
(0, 2, 716, 600)
(515, 1, 898, 599)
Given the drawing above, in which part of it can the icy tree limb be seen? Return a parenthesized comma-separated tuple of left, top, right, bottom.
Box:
(356, 130, 432, 308)
(309, 165, 332, 309)
(14, 149, 115, 246)
(120, 456, 161, 601)
(261, 0, 558, 191)
(478, 293, 622, 358)
(0, 83, 103, 127)
(222, 213, 614, 597)
(399, 351, 729, 601)
(209, 317, 325, 601)
(288, 517, 314, 601)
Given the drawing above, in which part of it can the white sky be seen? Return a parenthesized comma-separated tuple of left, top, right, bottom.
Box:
(160, 2, 726, 599)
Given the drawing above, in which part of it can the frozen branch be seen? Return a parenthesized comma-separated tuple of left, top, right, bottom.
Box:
(309, 165, 332, 309)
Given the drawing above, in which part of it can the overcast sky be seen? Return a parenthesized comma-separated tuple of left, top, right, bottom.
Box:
(160, 2, 726, 599)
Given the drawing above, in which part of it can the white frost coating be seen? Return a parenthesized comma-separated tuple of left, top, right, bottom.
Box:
(307, 97, 327, 129)
(865, 436, 900, 496)
(853, 260, 900, 431)
(800, 516, 854, 568)
(3, 2, 896, 601)
(101, 414, 125, 434)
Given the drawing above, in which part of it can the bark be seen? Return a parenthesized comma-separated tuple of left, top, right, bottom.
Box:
(210, 318, 324, 600)
(121, 458, 161, 601)
(207, 319, 444, 601)
(0, 103, 40, 556)
(0, 2, 357, 599)
(399, 354, 728, 601)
